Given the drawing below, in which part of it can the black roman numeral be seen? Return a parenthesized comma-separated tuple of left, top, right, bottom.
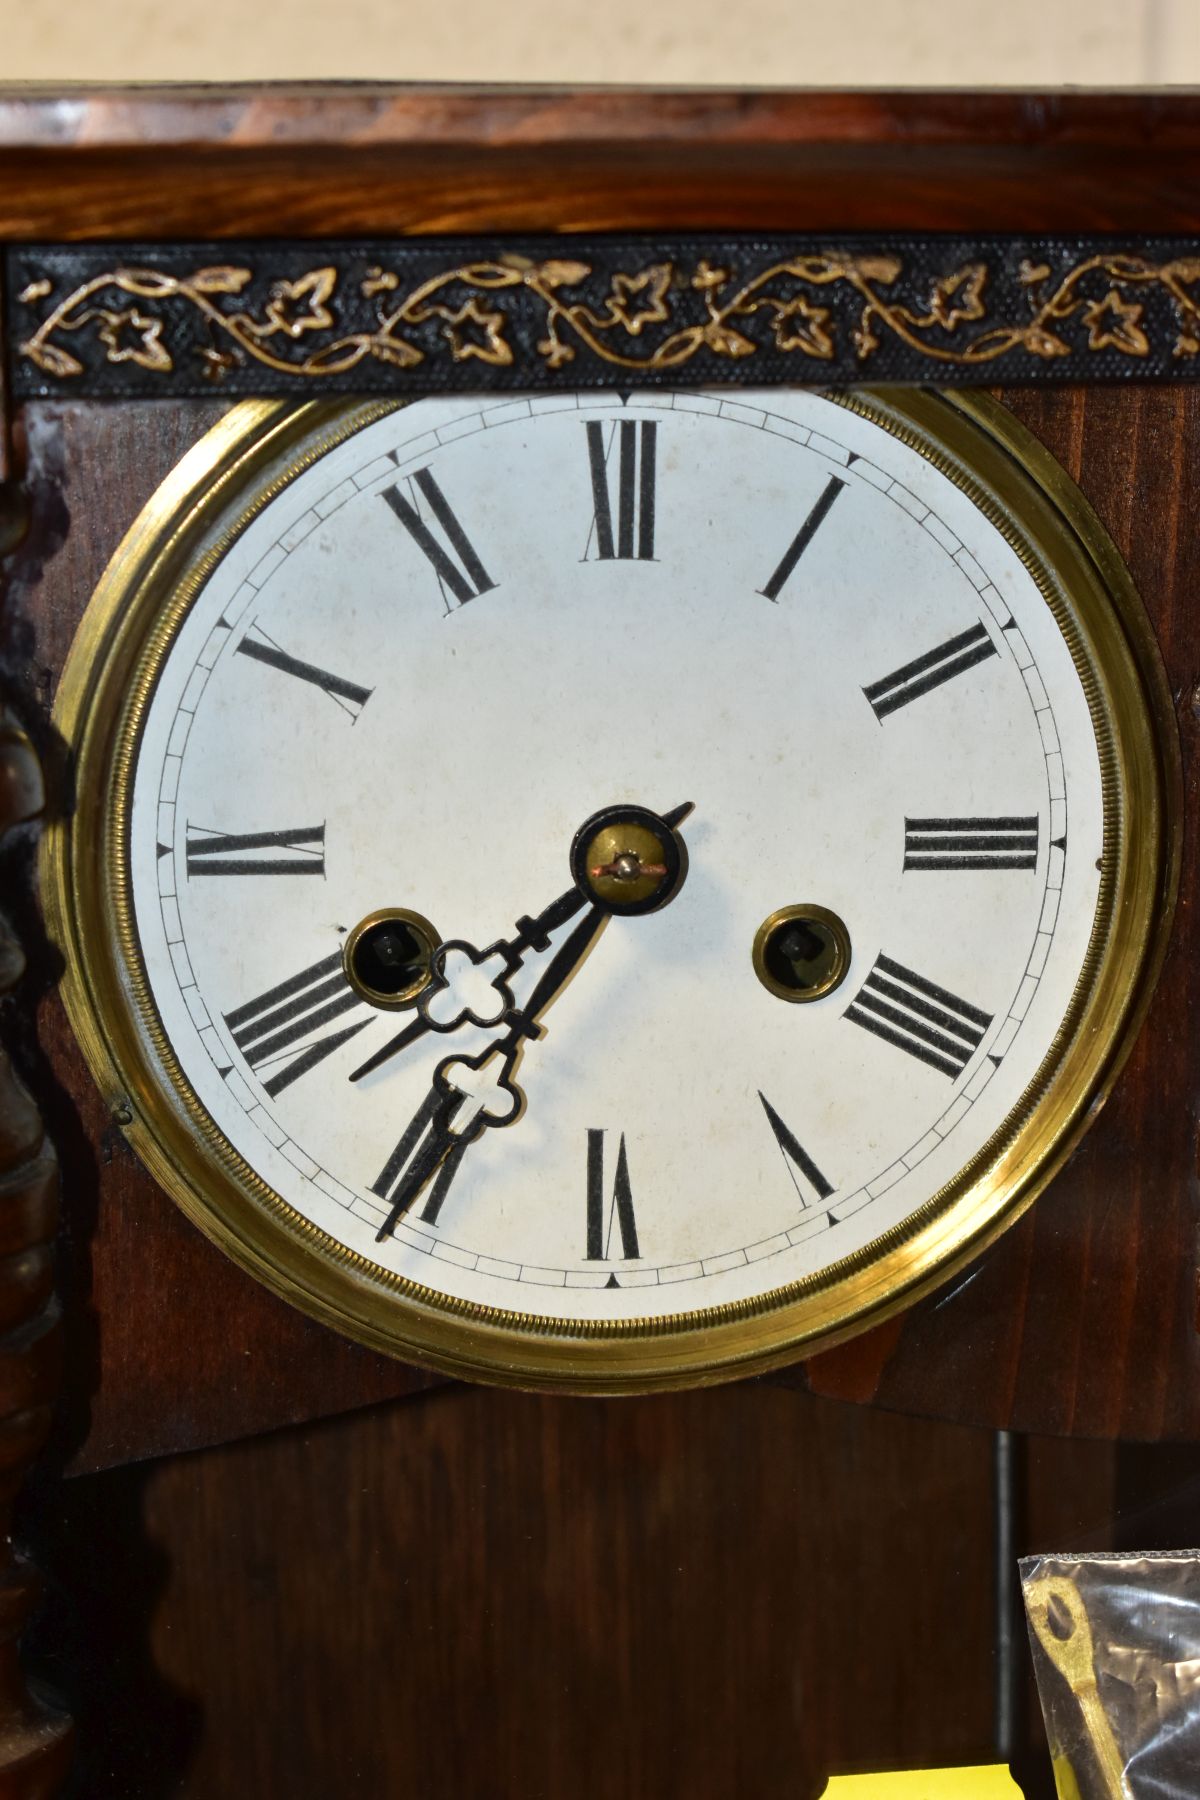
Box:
(904, 816, 1039, 871)
(758, 476, 846, 601)
(586, 1129, 640, 1265)
(846, 954, 992, 1079)
(225, 950, 368, 1098)
(186, 824, 325, 878)
(236, 626, 372, 720)
(585, 420, 657, 561)
(381, 468, 495, 606)
(864, 622, 998, 720)
(758, 1093, 833, 1206)
(372, 1087, 466, 1227)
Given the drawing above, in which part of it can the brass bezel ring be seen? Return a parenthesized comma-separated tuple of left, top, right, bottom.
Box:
(752, 904, 852, 1003)
(39, 389, 1181, 1394)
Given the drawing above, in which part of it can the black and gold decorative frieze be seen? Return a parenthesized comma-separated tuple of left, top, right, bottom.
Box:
(8, 237, 1200, 396)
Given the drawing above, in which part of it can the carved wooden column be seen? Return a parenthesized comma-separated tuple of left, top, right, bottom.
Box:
(0, 372, 72, 1795)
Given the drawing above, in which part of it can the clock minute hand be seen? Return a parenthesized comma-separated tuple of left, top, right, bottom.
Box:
(372, 801, 692, 1239)
(499, 900, 608, 1044)
(350, 800, 693, 1085)
(495, 798, 690, 1038)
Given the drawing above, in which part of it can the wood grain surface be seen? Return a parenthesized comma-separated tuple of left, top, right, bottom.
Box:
(10, 381, 1198, 1468)
(797, 382, 1200, 1442)
(1, 89, 1200, 236)
(16, 1380, 1122, 1799)
(2, 399, 438, 1477)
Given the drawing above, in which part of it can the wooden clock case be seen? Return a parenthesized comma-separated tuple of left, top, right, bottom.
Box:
(0, 87, 1197, 1795)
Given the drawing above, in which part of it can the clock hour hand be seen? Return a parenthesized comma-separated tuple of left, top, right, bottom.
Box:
(350, 799, 692, 1084)
(374, 902, 608, 1239)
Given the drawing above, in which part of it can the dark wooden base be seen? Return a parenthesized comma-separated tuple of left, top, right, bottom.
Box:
(18, 1380, 1120, 1800)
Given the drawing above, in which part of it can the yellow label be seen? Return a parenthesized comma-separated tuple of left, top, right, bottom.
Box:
(822, 1768, 1024, 1797)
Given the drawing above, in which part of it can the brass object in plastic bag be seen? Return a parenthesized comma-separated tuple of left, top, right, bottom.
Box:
(1022, 1552, 1200, 1800)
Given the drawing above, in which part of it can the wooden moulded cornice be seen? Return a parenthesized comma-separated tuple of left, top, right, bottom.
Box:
(0, 86, 1198, 238)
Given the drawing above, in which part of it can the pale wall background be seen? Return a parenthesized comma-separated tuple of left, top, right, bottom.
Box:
(1, 0, 1197, 86)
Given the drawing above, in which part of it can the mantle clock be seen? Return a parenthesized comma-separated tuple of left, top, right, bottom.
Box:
(0, 87, 1196, 1793)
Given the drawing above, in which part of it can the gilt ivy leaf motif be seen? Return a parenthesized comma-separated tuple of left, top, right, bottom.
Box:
(767, 296, 836, 358)
(97, 309, 173, 372)
(1081, 290, 1150, 356)
(848, 255, 903, 283)
(1023, 326, 1073, 359)
(606, 265, 673, 335)
(435, 297, 513, 366)
(20, 337, 83, 379)
(691, 261, 729, 293)
(199, 347, 242, 381)
(533, 260, 592, 288)
(189, 266, 254, 296)
(14, 246, 1200, 390)
(703, 322, 757, 358)
(261, 268, 338, 339)
(930, 263, 988, 330)
(361, 266, 400, 298)
(366, 336, 425, 370)
(112, 270, 180, 301)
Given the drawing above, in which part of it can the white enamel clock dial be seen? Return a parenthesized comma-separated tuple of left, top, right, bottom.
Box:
(51, 387, 1172, 1385)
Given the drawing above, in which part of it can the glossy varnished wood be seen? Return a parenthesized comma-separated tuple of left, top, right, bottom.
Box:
(10, 383, 1199, 1462)
(3, 400, 438, 1476)
(1, 89, 1200, 236)
(18, 1382, 1121, 1798)
(800, 382, 1200, 1440)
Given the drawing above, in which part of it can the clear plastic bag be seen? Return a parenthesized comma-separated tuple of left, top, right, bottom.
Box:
(1021, 1551, 1200, 1799)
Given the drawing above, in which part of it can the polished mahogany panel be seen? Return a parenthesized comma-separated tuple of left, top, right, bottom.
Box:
(0, 90, 1199, 237)
(18, 1381, 1122, 1798)
(801, 381, 1200, 1442)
